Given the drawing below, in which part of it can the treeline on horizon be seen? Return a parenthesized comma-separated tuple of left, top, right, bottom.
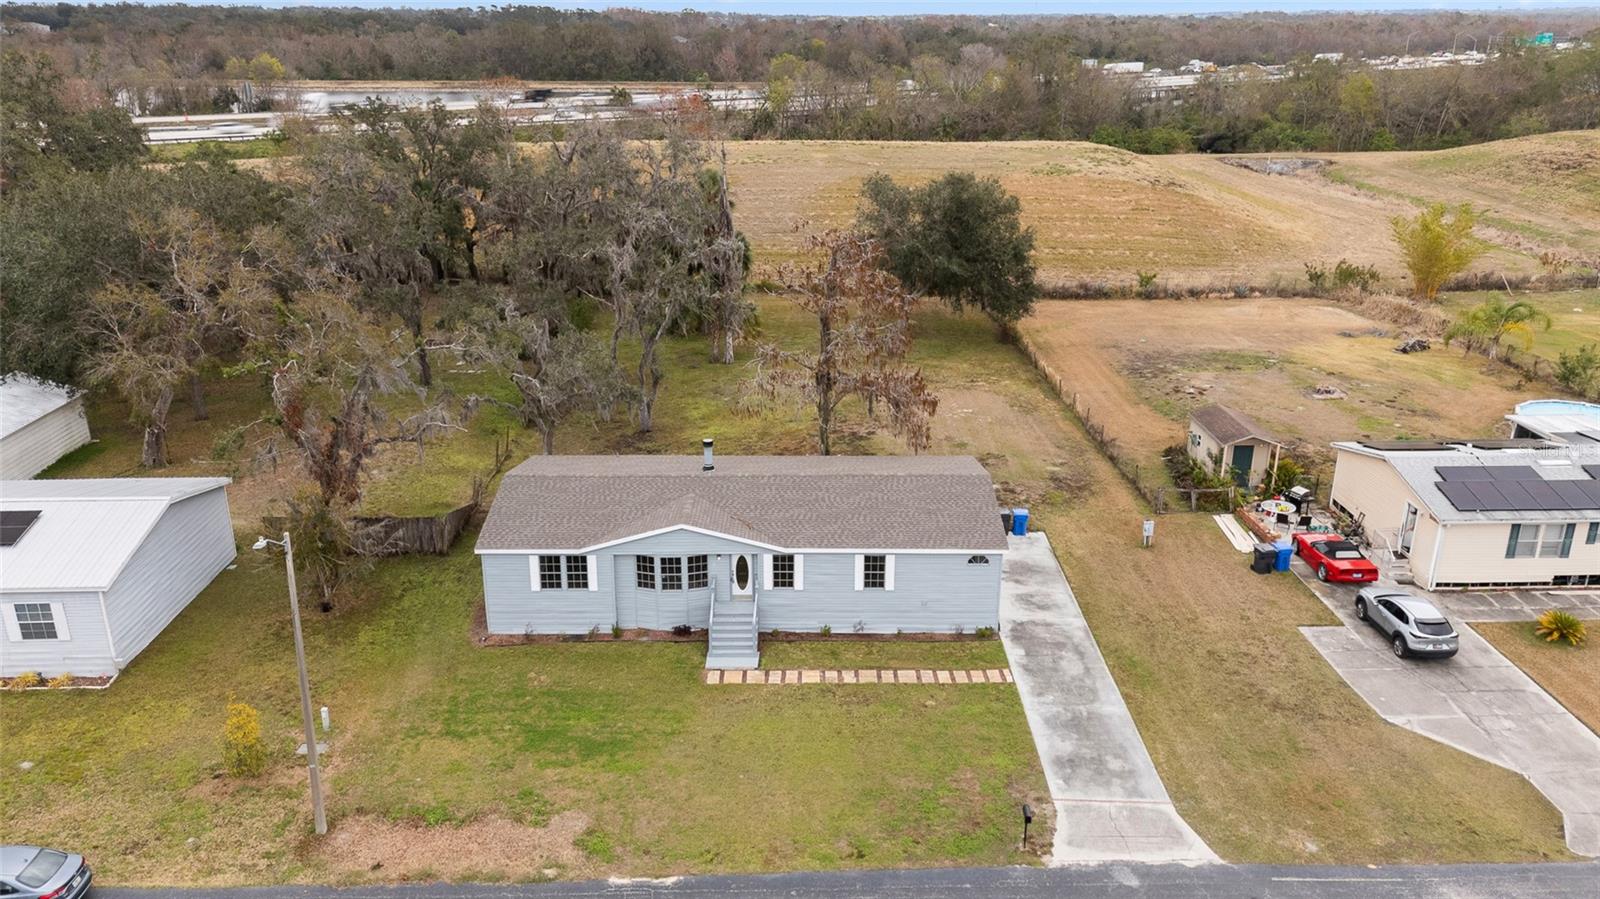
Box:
(3, 3, 1598, 151)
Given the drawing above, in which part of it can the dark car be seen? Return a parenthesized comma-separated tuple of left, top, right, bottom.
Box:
(0, 846, 91, 898)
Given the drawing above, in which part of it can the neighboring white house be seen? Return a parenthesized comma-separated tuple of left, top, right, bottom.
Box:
(1187, 404, 1282, 488)
(1329, 439, 1600, 589)
(0, 374, 92, 480)
(0, 478, 235, 679)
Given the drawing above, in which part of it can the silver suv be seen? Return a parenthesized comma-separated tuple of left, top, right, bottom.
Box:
(1354, 588, 1459, 659)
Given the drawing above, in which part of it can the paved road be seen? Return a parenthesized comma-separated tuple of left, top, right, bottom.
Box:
(999, 533, 1217, 864)
(94, 861, 1600, 898)
(1295, 559, 1600, 857)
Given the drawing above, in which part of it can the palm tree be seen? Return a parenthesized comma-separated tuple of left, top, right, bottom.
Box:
(1443, 298, 1551, 359)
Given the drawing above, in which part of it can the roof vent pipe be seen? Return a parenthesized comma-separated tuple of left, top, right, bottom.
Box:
(702, 438, 714, 472)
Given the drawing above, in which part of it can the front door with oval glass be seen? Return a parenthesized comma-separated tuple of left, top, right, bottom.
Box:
(731, 553, 753, 597)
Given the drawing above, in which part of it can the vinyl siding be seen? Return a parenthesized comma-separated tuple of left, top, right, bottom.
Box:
(1330, 449, 1426, 533)
(0, 591, 114, 677)
(1431, 519, 1600, 587)
(609, 531, 762, 631)
(102, 488, 236, 666)
(756, 552, 1001, 634)
(0, 400, 92, 479)
(481, 553, 614, 635)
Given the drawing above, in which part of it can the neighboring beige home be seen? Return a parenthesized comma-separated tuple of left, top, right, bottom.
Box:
(1329, 439, 1600, 590)
(1187, 404, 1282, 488)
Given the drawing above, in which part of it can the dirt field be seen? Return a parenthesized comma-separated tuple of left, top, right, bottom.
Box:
(1018, 297, 1543, 479)
(724, 141, 1542, 289)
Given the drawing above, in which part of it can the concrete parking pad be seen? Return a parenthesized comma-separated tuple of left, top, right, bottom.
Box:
(1001, 533, 1218, 865)
(1296, 561, 1600, 857)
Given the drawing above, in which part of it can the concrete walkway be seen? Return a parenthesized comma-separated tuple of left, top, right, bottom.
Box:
(1000, 533, 1218, 865)
(1296, 559, 1600, 857)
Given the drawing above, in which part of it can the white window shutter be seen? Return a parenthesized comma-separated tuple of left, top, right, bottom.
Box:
(50, 602, 70, 640)
(1, 605, 20, 642)
(884, 555, 896, 592)
(853, 554, 864, 591)
(586, 555, 598, 592)
(528, 556, 541, 592)
(794, 555, 804, 591)
(763, 554, 774, 591)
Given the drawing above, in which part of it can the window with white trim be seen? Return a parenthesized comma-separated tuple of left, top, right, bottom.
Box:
(863, 554, 887, 589)
(564, 555, 589, 590)
(1506, 523, 1576, 559)
(687, 555, 709, 589)
(13, 603, 58, 641)
(660, 556, 684, 591)
(539, 555, 565, 589)
(636, 555, 657, 590)
(1588, 522, 1599, 545)
(771, 554, 795, 588)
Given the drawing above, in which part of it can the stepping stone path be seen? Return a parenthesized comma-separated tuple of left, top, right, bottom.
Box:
(705, 668, 1012, 685)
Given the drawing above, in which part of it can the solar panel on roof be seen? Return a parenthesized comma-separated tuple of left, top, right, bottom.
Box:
(1523, 480, 1565, 509)
(1552, 481, 1600, 510)
(1434, 465, 1541, 481)
(1586, 465, 1600, 480)
(1437, 481, 1485, 511)
(0, 509, 41, 546)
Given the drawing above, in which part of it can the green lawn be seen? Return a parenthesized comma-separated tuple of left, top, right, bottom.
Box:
(1439, 288, 1600, 366)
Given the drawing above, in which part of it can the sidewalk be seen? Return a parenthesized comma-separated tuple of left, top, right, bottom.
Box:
(1000, 532, 1218, 865)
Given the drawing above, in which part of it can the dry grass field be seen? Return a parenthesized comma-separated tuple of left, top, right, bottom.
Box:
(1473, 622, 1599, 736)
(723, 140, 1545, 289)
(1018, 297, 1541, 479)
(1327, 131, 1600, 259)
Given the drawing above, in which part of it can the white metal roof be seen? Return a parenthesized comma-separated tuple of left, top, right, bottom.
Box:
(1333, 441, 1600, 524)
(1505, 399, 1600, 445)
(0, 477, 230, 593)
(0, 374, 81, 440)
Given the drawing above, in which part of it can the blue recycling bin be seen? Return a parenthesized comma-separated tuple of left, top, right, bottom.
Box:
(1273, 539, 1294, 572)
(1011, 508, 1030, 536)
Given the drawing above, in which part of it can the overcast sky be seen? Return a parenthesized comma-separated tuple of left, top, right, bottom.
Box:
(113, 1, 1600, 15)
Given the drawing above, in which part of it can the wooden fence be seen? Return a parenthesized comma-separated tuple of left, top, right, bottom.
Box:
(352, 501, 478, 556)
(1015, 332, 1168, 513)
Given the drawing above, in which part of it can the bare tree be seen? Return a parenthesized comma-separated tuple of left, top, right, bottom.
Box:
(701, 146, 753, 364)
(752, 231, 937, 455)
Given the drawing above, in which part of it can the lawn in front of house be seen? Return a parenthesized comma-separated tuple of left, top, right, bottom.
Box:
(1472, 620, 1599, 735)
(0, 535, 1049, 885)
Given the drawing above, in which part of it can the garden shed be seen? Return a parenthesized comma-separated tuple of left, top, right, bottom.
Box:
(1188, 404, 1282, 488)
(0, 374, 92, 480)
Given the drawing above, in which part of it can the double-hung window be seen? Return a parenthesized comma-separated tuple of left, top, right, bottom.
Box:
(1588, 522, 1599, 545)
(863, 554, 887, 589)
(771, 554, 796, 588)
(687, 555, 709, 589)
(539, 555, 565, 589)
(1507, 523, 1576, 559)
(13, 602, 58, 641)
(564, 556, 589, 590)
(660, 556, 684, 591)
(636, 555, 657, 590)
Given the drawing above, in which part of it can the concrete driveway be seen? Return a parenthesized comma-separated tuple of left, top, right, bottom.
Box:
(1295, 559, 1600, 857)
(1000, 533, 1217, 865)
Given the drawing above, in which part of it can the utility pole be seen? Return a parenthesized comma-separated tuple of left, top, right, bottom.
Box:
(256, 531, 327, 835)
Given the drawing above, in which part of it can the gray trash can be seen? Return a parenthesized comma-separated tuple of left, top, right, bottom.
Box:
(1251, 542, 1276, 574)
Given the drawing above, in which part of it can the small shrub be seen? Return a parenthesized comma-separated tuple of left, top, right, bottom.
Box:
(975, 626, 997, 639)
(671, 623, 692, 637)
(45, 673, 75, 689)
(953, 624, 965, 636)
(1135, 270, 1159, 298)
(1332, 259, 1380, 292)
(223, 700, 268, 777)
(1534, 610, 1587, 647)
(819, 624, 832, 636)
(1555, 343, 1599, 397)
(6, 672, 42, 691)
(852, 620, 867, 634)
(1304, 261, 1329, 291)
(610, 624, 622, 639)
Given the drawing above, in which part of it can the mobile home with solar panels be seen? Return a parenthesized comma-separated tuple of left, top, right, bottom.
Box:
(1329, 440, 1600, 589)
(476, 445, 1008, 669)
(0, 478, 235, 680)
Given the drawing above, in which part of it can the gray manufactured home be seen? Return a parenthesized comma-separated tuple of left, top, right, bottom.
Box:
(1, 477, 235, 680)
(475, 447, 1007, 668)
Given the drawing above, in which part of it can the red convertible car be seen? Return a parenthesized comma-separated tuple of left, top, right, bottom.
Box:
(1293, 533, 1379, 583)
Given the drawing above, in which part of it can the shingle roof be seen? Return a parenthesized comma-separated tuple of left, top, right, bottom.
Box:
(476, 455, 1007, 552)
(1191, 404, 1279, 446)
